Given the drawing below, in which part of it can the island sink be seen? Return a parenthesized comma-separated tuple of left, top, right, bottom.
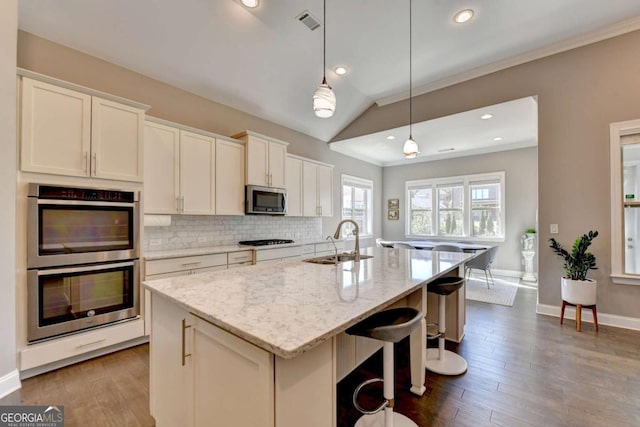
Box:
(304, 253, 374, 264)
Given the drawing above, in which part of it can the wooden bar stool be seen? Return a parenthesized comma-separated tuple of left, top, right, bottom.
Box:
(560, 300, 599, 332)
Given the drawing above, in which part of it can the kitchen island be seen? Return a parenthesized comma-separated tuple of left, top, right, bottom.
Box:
(144, 246, 475, 427)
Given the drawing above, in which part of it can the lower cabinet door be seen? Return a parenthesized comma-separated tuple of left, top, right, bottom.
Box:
(150, 294, 193, 427)
(191, 314, 274, 427)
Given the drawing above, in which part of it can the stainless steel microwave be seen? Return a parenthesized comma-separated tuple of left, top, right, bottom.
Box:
(245, 185, 287, 215)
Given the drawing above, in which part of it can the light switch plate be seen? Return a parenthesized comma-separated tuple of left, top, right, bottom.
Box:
(550, 224, 559, 234)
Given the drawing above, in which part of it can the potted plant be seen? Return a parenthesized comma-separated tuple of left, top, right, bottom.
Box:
(549, 230, 598, 305)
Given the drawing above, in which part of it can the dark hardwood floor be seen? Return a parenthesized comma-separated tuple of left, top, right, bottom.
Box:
(3, 285, 640, 426)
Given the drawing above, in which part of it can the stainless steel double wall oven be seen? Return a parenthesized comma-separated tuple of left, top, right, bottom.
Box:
(27, 183, 140, 342)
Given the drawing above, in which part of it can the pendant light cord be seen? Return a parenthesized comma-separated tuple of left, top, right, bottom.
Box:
(409, 0, 412, 138)
(323, 0, 327, 84)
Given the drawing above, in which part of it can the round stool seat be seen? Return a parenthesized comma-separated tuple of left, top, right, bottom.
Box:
(347, 307, 423, 343)
(427, 276, 464, 296)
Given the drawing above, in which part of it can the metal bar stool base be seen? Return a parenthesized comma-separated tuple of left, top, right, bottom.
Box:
(355, 411, 418, 427)
(425, 348, 468, 376)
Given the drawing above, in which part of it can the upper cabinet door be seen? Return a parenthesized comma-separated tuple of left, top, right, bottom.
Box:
(144, 121, 180, 214)
(285, 156, 303, 216)
(91, 97, 144, 181)
(216, 140, 245, 215)
(302, 161, 318, 217)
(268, 141, 287, 188)
(21, 77, 91, 177)
(246, 136, 269, 186)
(316, 164, 333, 217)
(180, 130, 216, 215)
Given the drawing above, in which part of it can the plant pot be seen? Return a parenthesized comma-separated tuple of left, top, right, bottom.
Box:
(561, 277, 597, 306)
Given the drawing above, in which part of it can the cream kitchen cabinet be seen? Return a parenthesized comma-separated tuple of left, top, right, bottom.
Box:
(150, 294, 274, 427)
(180, 131, 216, 214)
(145, 118, 246, 215)
(145, 253, 228, 278)
(302, 160, 333, 217)
(215, 139, 245, 215)
(144, 120, 215, 215)
(285, 155, 303, 216)
(233, 131, 288, 188)
(20, 76, 145, 182)
(143, 253, 228, 336)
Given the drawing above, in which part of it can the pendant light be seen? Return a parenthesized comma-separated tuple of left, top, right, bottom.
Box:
(313, 0, 336, 118)
(403, 0, 419, 158)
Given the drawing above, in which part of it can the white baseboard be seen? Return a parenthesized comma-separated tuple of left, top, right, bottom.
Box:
(537, 303, 640, 331)
(0, 369, 21, 400)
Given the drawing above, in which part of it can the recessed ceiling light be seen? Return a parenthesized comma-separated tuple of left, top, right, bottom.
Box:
(386, 135, 395, 140)
(334, 66, 347, 76)
(240, 0, 259, 8)
(480, 113, 493, 120)
(454, 9, 474, 24)
(493, 137, 503, 141)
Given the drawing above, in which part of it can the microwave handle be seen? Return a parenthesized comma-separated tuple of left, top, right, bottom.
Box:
(282, 193, 288, 212)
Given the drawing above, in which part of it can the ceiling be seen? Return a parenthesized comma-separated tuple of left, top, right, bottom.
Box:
(330, 96, 538, 166)
(18, 1, 640, 150)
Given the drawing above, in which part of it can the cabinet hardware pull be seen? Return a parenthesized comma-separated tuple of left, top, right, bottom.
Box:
(180, 262, 202, 267)
(75, 339, 106, 349)
(92, 153, 97, 175)
(176, 196, 180, 212)
(182, 318, 192, 366)
(84, 152, 89, 174)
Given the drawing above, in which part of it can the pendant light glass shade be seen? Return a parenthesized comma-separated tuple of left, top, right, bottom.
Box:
(403, 135, 418, 159)
(313, 0, 335, 118)
(313, 77, 336, 118)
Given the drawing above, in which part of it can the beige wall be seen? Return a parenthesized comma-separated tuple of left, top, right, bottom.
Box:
(335, 30, 640, 316)
(17, 31, 383, 244)
(382, 147, 538, 273)
(1, 0, 18, 394)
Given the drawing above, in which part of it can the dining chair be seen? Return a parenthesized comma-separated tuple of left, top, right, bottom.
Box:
(464, 246, 498, 288)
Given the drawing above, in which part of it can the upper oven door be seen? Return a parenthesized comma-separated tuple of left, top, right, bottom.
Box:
(28, 197, 139, 268)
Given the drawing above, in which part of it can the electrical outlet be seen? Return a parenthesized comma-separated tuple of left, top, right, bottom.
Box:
(550, 224, 558, 234)
(150, 239, 162, 246)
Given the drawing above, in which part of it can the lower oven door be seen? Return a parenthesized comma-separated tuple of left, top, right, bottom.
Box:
(27, 260, 140, 342)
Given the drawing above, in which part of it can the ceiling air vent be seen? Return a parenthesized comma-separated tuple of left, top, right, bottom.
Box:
(297, 10, 320, 31)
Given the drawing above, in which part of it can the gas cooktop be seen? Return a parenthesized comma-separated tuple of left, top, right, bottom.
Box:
(238, 239, 295, 246)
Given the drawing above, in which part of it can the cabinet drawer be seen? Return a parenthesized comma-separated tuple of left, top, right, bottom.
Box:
(255, 246, 302, 262)
(145, 253, 227, 276)
(228, 250, 254, 265)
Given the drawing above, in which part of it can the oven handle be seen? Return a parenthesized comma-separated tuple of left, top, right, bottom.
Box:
(36, 260, 137, 276)
(35, 199, 136, 208)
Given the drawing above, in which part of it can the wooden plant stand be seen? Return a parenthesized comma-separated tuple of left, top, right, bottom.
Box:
(560, 300, 598, 332)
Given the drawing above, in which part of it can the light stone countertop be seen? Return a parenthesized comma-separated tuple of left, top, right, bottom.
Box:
(143, 246, 474, 359)
(143, 238, 347, 260)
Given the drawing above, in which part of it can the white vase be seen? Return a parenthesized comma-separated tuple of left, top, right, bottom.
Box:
(561, 277, 597, 305)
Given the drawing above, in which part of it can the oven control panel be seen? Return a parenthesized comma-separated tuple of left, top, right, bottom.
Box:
(30, 184, 137, 202)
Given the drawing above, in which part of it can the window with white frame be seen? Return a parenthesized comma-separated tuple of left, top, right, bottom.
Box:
(406, 172, 505, 240)
(341, 174, 373, 236)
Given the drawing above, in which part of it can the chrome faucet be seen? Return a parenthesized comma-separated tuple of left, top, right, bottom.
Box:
(326, 235, 338, 258)
(333, 219, 360, 262)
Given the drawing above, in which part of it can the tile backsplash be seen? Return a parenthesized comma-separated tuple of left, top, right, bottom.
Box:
(144, 215, 322, 252)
